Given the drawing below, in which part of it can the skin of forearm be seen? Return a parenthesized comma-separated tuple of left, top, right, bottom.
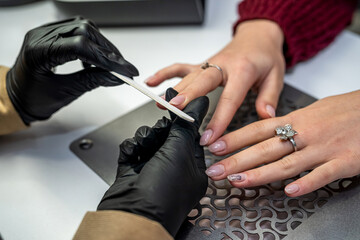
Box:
(234, 19, 284, 54)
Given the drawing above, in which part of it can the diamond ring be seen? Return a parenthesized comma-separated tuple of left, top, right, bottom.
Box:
(275, 124, 298, 151)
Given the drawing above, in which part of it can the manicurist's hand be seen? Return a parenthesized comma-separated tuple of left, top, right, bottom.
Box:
(205, 90, 360, 197)
(97, 88, 209, 237)
(146, 20, 285, 146)
(6, 17, 138, 125)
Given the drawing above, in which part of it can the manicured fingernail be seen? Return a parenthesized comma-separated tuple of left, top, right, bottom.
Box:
(209, 140, 226, 153)
(205, 164, 225, 177)
(266, 105, 276, 118)
(169, 95, 185, 105)
(144, 75, 155, 83)
(227, 173, 246, 182)
(285, 184, 299, 194)
(200, 129, 213, 146)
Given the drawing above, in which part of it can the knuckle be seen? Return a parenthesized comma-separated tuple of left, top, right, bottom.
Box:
(223, 157, 240, 172)
(319, 163, 337, 181)
(78, 22, 92, 33)
(278, 157, 294, 171)
(185, 85, 207, 97)
(213, 53, 229, 63)
(73, 35, 86, 47)
(157, 64, 179, 77)
(166, 63, 184, 74)
(245, 170, 260, 186)
(219, 94, 240, 110)
(339, 152, 360, 177)
(255, 141, 274, 161)
(83, 19, 96, 27)
(170, 63, 183, 70)
(235, 57, 257, 76)
(249, 121, 267, 135)
(135, 126, 152, 138)
(75, 16, 84, 21)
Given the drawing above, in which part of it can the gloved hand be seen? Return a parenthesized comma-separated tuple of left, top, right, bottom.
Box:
(6, 17, 138, 125)
(97, 88, 209, 237)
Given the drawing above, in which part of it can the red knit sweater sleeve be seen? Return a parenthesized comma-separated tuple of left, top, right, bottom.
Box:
(234, 0, 357, 68)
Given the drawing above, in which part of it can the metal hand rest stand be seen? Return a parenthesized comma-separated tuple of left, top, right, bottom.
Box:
(70, 85, 360, 240)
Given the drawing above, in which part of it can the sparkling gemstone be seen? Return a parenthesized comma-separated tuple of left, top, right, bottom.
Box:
(280, 135, 288, 140)
(286, 130, 295, 137)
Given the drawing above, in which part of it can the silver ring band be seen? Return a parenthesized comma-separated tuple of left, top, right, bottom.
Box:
(275, 124, 298, 152)
(201, 61, 223, 80)
(288, 137, 297, 152)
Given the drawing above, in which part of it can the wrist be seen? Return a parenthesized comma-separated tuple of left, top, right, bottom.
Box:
(6, 69, 36, 125)
(234, 19, 284, 50)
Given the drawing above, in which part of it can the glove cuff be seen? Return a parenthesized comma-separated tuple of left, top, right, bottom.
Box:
(6, 68, 44, 125)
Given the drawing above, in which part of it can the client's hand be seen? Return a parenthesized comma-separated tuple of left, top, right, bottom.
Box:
(205, 90, 360, 197)
(146, 20, 285, 146)
(97, 88, 209, 237)
(6, 17, 138, 125)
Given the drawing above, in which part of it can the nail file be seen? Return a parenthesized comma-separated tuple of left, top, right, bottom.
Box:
(111, 71, 195, 123)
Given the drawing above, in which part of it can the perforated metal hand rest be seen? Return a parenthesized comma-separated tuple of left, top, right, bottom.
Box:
(70, 85, 360, 240)
(180, 90, 359, 240)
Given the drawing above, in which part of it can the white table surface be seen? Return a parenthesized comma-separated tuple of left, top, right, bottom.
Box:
(0, 1, 360, 239)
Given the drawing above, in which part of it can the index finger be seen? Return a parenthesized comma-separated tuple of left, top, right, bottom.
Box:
(71, 19, 122, 56)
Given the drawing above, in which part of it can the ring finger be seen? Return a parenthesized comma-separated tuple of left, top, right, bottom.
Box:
(208, 117, 298, 156)
(206, 133, 304, 180)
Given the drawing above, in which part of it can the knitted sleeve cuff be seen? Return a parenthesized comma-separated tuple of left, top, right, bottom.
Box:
(234, 0, 357, 68)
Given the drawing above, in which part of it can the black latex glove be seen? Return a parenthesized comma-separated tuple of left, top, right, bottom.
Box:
(98, 88, 209, 237)
(6, 17, 139, 125)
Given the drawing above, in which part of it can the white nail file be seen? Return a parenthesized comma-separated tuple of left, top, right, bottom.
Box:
(111, 71, 195, 123)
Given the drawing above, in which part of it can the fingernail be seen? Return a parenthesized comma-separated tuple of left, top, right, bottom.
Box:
(205, 164, 225, 177)
(227, 173, 246, 182)
(169, 95, 185, 106)
(160, 94, 165, 100)
(266, 105, 276, 118)
(145, 75, 155, 83)
(200, 129, 213, 146)
(285, 184, 299, 194)
(209, 141, 226, 153)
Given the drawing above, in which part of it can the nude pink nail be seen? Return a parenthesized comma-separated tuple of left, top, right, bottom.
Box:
(266, 105, 276, 118)
(285, 184, 299, 194)
(205, 164, 225, 177)
(169, 95, 185, 105)
(209, 141, 226, 153)
(200, 129, 213, 146)
(227, 173, 246, 182)
(144, 75, 155, 83)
